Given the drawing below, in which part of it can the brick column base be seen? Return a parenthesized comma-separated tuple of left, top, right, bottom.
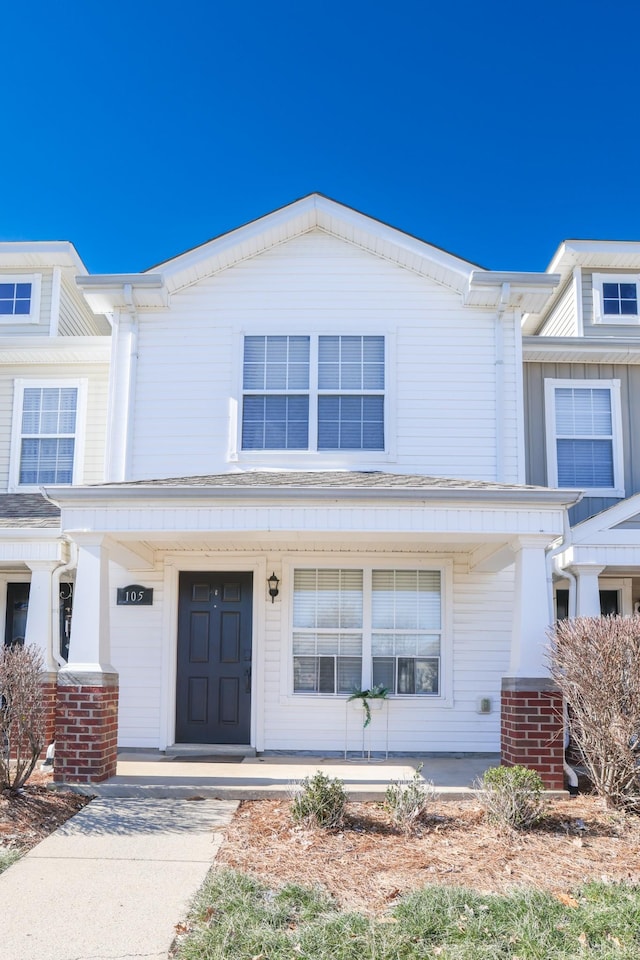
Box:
(40, 672, 58, 759)
(54, 672, 119, 784)
(501, 678, 565, 790)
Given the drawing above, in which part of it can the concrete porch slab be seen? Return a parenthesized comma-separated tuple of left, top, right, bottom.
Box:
(48, 752, 565, 801)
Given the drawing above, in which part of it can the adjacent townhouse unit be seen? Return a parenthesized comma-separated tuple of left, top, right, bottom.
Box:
(16, 194, 577, 788)
(0, 243, 111, 747)
(523, 241, 640, 622)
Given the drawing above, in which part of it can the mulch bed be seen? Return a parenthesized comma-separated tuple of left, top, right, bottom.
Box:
(0, 771, 91, 853)
(216, 797, 640, 914)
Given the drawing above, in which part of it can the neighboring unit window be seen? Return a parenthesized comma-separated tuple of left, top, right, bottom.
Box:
(0, 282, 31, 316)
(371, 570, 441, 695)
(292, 569, 363, 694)
(318, 336, 385, 450)
(593, 274, 639, 323)
(544, 379, 623, 494)
(602, 282, 638, 317)
(241, 334, 385, 452)
(242, 336, 310, 449)
(19, 387, 77, 484)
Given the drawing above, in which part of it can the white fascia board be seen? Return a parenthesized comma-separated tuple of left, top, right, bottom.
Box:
(0, 242, 88, 273)
(76, 274, 167, 313)
(466, 271, 561, 313)
(522, 336, 640, 363)
(45, 483, 581, 508)
(151, 193, 477, 295)
(0, 337, 111, 365)
(571, 491, 640, 542)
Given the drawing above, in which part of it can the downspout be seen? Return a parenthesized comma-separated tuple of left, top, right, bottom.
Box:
(123, 284, 138, 483)
(545, 503, 581, 794)
(495, 284, 508, 482)
(51, 540, 78, 668)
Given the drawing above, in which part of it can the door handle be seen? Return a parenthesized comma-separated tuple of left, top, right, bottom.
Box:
(245, 668, 251, 694)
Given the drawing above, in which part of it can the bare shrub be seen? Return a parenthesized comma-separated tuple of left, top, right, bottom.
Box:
(384, 764, 437, 833)
(475, 765, 546, 831)
(549, 616, 640, 813)
(0, 644, 46, 792)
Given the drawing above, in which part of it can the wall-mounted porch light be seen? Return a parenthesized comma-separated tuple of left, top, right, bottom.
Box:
(267, 572, 280, 603)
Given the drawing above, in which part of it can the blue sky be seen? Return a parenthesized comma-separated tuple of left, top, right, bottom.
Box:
(3, 1, 640, 274)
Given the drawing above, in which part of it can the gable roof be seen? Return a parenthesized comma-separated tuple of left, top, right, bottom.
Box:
(77, 195, 560, 315)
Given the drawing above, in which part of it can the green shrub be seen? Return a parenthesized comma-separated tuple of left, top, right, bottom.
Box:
(290, 771, 347, 828)
(384, 764, 436, 833)
(476, 765, 546, 831)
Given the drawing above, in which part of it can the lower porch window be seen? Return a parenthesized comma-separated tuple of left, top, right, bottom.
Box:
(292, 566, 442, 696)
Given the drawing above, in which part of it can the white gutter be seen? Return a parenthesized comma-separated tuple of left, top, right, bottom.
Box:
(494, 283, 509, 482)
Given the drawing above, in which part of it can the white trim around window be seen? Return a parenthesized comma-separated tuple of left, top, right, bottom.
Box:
(0, 274, 42, 324)
(592, 273, 640, 324)
(9, 378, 88, 492)
(544, 378, 624, 497)
(280, 555, 454, 706)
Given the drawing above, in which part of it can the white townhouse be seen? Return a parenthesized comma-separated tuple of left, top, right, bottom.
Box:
(0, 243, 111, 745)
(523, 240, 640, 622)
(8, 197, 579, 786)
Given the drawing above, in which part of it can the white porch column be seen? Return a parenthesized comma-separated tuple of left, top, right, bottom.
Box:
(24, 561, 60, 673)
(61, 535, 114, 674)
(570, 563, 606, 618)
(508, 536, 552, 677)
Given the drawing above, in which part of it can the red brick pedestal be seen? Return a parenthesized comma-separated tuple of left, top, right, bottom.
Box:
(54, 672, 119, 783)
(501, 678, 565, 790)
(40, 672, 58, 758)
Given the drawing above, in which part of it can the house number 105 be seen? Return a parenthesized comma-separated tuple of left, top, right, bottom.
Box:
(117, 584, 153, 606)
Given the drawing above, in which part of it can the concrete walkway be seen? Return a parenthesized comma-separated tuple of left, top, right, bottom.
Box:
(1, 797, 238, 960)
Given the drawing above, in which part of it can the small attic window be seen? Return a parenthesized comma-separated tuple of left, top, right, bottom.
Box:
(0, 275, 41, 323)
(593, 273, 639, 323)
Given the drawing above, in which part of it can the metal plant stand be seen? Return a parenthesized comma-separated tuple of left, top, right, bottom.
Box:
(344, 698, 389, 761)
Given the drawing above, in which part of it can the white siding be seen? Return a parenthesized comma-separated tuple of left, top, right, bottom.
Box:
(128, 230, 518, 482)
(539, 280, 577, 336)
(58, 274, 111, 336)
(110, 562, 165, 748)
(112, 547, 512, 753)
(0, 361, 109, 490)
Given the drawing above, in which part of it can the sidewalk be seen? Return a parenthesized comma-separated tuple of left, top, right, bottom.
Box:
(1, 797, 238, 960)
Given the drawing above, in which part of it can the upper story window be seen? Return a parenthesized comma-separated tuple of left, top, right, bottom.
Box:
(544, 378, 624, 497)
(593, 274, 640, 323)
(0, 275, 41, 324)
(9, 379, 87, 490)
(241, 334, 385, 452)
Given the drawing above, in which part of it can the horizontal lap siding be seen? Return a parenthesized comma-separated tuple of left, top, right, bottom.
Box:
(59, 277, 111, 336)
(129, 230, 514, 482)
(0, 362, 109, 488)
(540, 281, 576, 336)
(110, 565, 165, 747)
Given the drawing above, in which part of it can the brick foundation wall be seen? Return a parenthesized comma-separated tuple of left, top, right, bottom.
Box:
(501, 678, 565, 790)
(54, 672, 119, 784)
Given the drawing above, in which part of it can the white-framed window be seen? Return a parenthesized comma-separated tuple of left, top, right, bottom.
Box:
(592, 273, 640, 323)
(9, 379, 87, 491)
(241, 334, 385, 452)
(291, 564, 445, 697)
(544, 378, 624, 496)
(0, 274, 41, 324)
